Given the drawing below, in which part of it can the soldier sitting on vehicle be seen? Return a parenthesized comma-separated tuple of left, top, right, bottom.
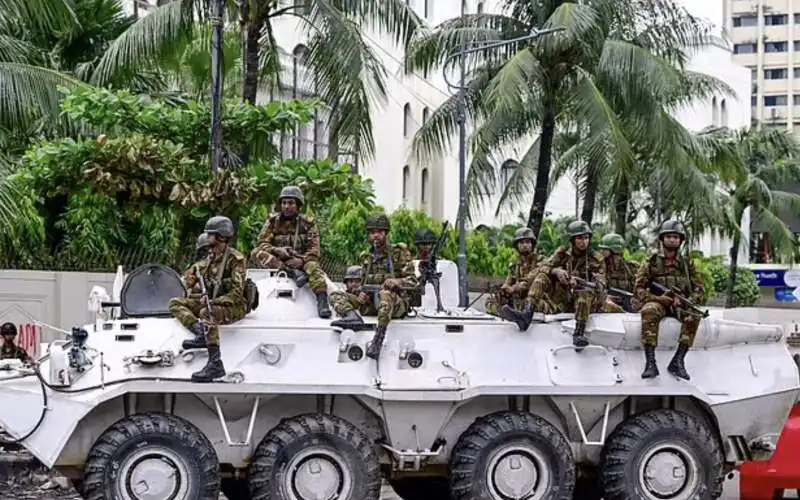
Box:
(415, 228, 436, 261)
(635, 219, 705, 381)
(250, 185, 331, 319)
(184, 233, 213, 299)
(330, 214, 418, 360)
(485, 227, 538, 317)
(0, 323, 30, 363)
(501, 221, 607, 349)
(169, 216, 248, 383)
(329, 266, 374, 328)
(599, 233, 638, 313)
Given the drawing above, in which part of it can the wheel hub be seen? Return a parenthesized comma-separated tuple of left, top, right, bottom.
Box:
(487, 444, 548, 500)
(640, 445, 697, 499)
(287, 450, 351, 500)
(120, 449, 187, 500)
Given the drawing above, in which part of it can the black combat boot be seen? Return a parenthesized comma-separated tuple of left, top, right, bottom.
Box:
(667, 343, 691, 380)
(182, 322, 208, 350)
(573, 320, 589, 349)
(289, 269, 309, 288)
(500, 304, 533, 331)
(366, 325, 388, 360)
(641, 345, 659, 379)
(331, 310, 364, 329)
(316, 292, 332, 319)
(192, 344, 225, 382)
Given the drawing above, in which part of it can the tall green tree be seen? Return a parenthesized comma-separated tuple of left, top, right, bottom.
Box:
(405, 0, 728, 237)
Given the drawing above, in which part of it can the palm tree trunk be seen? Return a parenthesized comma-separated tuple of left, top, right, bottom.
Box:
(725, 229, 742, 308)
(527, 104, 557, 238)
(580, 167, 598, 224)
(241, 6, 266, 105)
(613, 176, 629, 236)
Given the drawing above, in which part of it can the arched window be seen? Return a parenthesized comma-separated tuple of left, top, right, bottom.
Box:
(477, 2, 484, 13)
(421, 168, 429, 204)
(720, 99, 728, 127)
(403, 103, 412, 138)
(711, 96, 719, 126)
(422, 107, 429, 125)
(402, 165, 410, 201)
(501, 159, 519, 187)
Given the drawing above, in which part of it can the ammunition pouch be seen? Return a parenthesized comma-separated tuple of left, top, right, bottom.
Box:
(244, 278, 260, 313)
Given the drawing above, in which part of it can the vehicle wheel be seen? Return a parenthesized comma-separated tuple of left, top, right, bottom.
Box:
(599, 409, 724, 500)
(82, 411, 219, 500)
(247, 413, 381, 500)
(449, 410, 575, 500)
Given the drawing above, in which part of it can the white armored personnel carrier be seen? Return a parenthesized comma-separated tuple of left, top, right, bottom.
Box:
(0, 260, 796, 500)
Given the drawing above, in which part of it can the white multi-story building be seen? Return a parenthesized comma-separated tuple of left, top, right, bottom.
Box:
(120, 0, 751, 259)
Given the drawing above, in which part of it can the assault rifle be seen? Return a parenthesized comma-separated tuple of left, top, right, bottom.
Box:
(418, 221, 450, 312)
(649, 282, 709, 318)
(194, 263, 215, 328)
(607, 287, 636, 312)
(360, 283, 421, 309)
(572, 277, 598, 292)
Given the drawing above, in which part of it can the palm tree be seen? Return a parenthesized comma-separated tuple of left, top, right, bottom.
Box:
(714, 127, 800, 307)
(88, 0, 424, 162)
(405, 0, 728, 238)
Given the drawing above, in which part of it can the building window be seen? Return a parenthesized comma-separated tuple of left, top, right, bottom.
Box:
(764, 95, 788, 106)
(733, 15, 758, 27)
(403, 103, 412, 138)
(751, 95, 757, 106)
(422, 107, 429, 125)
(423, 0, 429, 17)
(402, 165, 410, 201)
(765, 68, 788, 79)
(421, 168, 429, 204)
(501, 159, 519, 187)
(794, 41, 800, 51)
(765, 42, 789, 52)
(734, 43, 757, 54)
(765, 14, 789, 25)
(720, 99, 728, 127)
(477, 2, 484, 13)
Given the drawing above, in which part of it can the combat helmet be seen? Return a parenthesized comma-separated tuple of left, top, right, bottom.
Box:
(513, 227, 536, 245)
(0, 323, 16, 337)
(279, 185, 304, 207)
(567, 220, 592, 238)
(415, 229, 436, 245)
(365, 214, 390, 232)
(599, 233, 625, 254)
(343, 265, 362, 281)
(658, 219, 686, 240)
(195, 232, 213, 250)
(204, 215, 235, 240)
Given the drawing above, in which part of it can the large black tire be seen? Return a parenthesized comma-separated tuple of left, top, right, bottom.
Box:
(248, 413, 381, 500)
(599, 409, 724, 500)
(82, 411, 220, 500)
(449, 410, 575, 500)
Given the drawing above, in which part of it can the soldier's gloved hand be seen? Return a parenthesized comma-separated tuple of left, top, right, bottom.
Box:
(383, 278, 402, 291)
(500, 284, 514, 295)
(286, 257, 303, 269)
(358, 292, 371, 305)
(555, 269, 570, 285)
(672, 296, 681, 309)
(656, 295, 674, 308)
(272, 247, 290, 259)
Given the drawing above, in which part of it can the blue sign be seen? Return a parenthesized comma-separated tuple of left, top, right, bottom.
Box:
(754, 270, 786, 287)
(775, 287, 799, 303)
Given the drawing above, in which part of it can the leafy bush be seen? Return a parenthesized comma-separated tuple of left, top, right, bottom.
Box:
(704, 257, 761, 307)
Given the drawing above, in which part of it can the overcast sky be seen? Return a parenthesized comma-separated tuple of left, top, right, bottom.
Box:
(675, 0, 723, 28)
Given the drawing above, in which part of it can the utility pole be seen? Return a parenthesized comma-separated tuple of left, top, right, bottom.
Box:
(443, 27, 564, 308)
(209, 0, 225, 173)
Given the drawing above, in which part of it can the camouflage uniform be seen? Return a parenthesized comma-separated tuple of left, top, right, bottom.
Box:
(485, 228, 538, 316)
(636, 219, 705, 381)
(330, 266, 375, 325)
(599, 233, 638, 313)
(502, 221, 606, 348)
(0, 323, 29, 363)
(169, 216, 247, 382)
(250, 186, 331, 318)
(186, 233, 213, 299)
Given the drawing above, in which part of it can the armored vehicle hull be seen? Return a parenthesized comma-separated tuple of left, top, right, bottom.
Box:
(0, 261, 796, 500)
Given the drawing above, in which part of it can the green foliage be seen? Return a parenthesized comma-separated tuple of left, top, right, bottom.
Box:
(704, 256, 761, 307)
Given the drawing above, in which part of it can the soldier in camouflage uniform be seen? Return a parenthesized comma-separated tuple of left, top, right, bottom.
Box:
(329, 266, 374, 328)
(250, 185, 331, 319)
(635, 219, 705, 381)
(485, 227, 538, 316)
(169, 216, 248, 382)
(415, 229, 436, 261)
(332, 214, 418, 360)
(184, 232, 214, 300)
(502, 221, 606, 348)
(599, 233, 638, 313)
(0, 323, 29, 363)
